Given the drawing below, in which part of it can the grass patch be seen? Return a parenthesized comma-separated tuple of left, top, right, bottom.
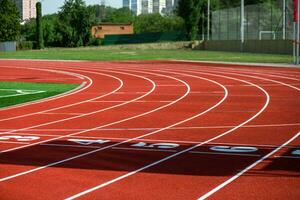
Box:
(0, 81, 78, 108)
(0, 48, 292, 64)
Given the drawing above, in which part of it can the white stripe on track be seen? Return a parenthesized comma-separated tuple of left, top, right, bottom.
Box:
(0, 68, 156, 153)
(197, 131, 300, 200)
(64, 69, 268, 200)
(0, 68, 228, 182)
(0, 122, 298, 132)
(0, 68, 120, 122)
(0, 68, 190, 181)
(0, 66, 90, 113)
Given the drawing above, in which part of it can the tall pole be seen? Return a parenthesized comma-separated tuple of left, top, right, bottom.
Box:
(207, 0, 210, 40)
(294, 0, 297, 64)
(297, 0, 300, 64)
(241, 0, 245, 51)
(283, 0, 286, 40)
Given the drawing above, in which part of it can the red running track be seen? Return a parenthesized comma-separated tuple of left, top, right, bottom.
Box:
(0, 60, 299, 200)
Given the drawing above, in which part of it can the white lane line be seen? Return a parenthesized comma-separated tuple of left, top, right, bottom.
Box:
(0, 91, 44, 98)
(0, 68, 120, 122)
(215, 66, 300, 81)
(0, 68, 224, 182)
(196, 67, 300, 92)
(1, 133, 297, 149)
(197, 131, 300, 200)
(89, 100, 173, 103)
(0, 69, 157, 153)
(224, 83, 300, 87)
(0, 66, 89, 113)
(188, 151, 261, 157)
(0, 141, 29, 144)
(274, 155, 300, 159)
(111, 147, 177, 153)
(64, 69, 268, 200)
(156, 84, 185, 87)
(0, 122, 298, 132)
(39, 143, 101, 149)
(41, 113, 85, 116)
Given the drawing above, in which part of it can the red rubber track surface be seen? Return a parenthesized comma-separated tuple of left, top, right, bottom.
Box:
(0, 60, 299, 200)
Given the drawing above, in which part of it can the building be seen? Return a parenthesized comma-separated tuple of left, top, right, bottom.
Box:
(91, 23, 134, 39)
(123, 0, 173, 15)
(152, 0, 165, 14)
(141, 0, 152, 14)
(13, 0, 37, 21)
(165, 0, 178, 14)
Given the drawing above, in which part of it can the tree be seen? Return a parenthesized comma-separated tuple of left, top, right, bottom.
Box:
(106, 8, 135, 23)
(0, 0, 20, 42)
(177, 0, 202, 40)
(134, 13, 184, 34)
(56, 0, 93, 47)
(36, 2, 44, 49)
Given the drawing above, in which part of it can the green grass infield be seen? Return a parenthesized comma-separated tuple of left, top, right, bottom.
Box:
(0, 81, 79, 109)
(0, 48, 292, 64)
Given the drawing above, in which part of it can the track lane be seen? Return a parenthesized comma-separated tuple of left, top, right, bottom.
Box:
(0, 68, 156, 153)
(0, 66, 229, 200)
(0, 61, 298, 200)
(0, 66, 90, 116)
(0, 66, 194, 180)
(66, 65, 298, 200)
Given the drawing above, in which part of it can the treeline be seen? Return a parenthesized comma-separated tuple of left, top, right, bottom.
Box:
(20, 2, 184, 47)
(0, 0, 277, 48)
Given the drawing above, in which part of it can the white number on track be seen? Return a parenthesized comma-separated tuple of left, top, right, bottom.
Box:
(291, 149, 300, 156)
(210, 146, 258, 153)
(68, 139, 110, 145)
(131, 142, 179, 149)
(0, 135, 40, 142)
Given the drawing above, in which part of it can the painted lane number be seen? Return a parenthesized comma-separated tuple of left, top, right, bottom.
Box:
(68, 139, 110, 145)
(210, 146, 258, 153)
(131, 142, 179, 149)
(0, 135, 40, 142)
(291, 149, 300, 156)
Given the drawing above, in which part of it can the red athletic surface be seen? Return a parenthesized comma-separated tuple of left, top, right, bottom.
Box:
(0, 60, 299, 200)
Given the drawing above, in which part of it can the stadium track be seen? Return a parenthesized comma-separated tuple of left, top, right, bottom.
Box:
(0, 60, 299, 200)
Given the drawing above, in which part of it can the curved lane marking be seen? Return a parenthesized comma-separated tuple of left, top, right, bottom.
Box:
(64, 68, 268, 200)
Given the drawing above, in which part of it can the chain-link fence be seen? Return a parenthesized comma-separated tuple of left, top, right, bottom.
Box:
(211, 0, 294, 40)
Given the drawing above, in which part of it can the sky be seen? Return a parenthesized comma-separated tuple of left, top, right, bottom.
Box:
(42, 0, 122, 15)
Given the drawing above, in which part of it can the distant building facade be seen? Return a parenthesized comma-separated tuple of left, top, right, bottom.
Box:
(123, 0, 177, 15)
(152, 0, 165, 14)
(165, 0, 178, 14)
(91, 23, 134, 39)
(13, 0, 37, 21)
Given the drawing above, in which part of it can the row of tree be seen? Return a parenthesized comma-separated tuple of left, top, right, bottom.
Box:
(20, 1, 184, 47)
(0, 0, 277, 47)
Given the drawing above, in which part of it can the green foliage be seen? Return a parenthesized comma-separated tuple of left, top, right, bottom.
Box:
(56, 0, 93, 47)
(21, 19, 36, 41)
(36, 2, 44, 49)
(106, 8, 135, 23)
(17, 41, 34, 50)
(177, 0, 202, 40)
(134, 13, 184, 34)
(0, 0, 20, 42)
(42, 14, 60, 46)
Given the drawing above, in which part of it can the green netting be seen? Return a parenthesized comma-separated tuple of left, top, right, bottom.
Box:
(212, 0, 294, 40)
(103, 31, 187, 45)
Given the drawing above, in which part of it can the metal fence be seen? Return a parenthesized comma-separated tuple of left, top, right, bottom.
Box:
(211, 0, 293, 40)
(0, 42, 16, 51)
(103, 32, 188, 45)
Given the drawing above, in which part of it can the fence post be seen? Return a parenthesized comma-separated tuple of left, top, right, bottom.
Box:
(241, 0, 245, 52)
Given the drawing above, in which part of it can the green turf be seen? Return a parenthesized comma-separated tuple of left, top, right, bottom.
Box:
(0, 48, 292, 63)
(0, 81, 79, 108)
